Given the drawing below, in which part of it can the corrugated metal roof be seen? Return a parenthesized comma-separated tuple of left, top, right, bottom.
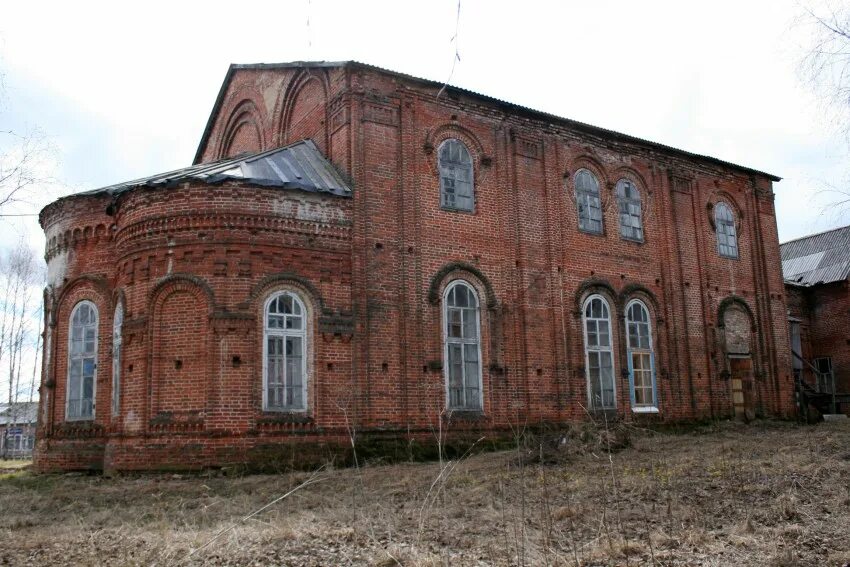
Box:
(78, 139, 351, 199)
(194, 60, 782, 182)
(781, 224, 850, 286)
(0, 402, 38, 425)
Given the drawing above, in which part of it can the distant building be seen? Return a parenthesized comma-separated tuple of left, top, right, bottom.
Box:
(0, 402, 38, 459)
(782, 224, 850, 416)
(35, 61, 794, 472)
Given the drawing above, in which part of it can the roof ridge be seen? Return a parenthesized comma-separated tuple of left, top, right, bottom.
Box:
(779, 223, 850, 247)
(196, 60, 782, 181)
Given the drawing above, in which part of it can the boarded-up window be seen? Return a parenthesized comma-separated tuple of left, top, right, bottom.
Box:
(723, 305, 752, 355)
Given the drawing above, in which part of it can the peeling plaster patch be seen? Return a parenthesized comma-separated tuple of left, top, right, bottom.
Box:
(47, 249, 69, 288)
(270, 194, 347, 223)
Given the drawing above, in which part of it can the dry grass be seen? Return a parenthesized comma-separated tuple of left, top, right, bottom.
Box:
(1, 421, 849, 566)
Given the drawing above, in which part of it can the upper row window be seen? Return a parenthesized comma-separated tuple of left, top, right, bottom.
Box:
(714, 202, 739, 259)
(576, 169, 644, 241)
(435, 144, 738, 258)
(438, 139, 474, 212)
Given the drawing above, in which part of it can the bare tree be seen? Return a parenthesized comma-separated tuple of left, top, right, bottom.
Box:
(0, 64, 56, 216)
(798, 1, 850, 216)
(0, 240, 42, 459)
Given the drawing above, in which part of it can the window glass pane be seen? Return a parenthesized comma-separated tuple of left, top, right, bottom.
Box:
(448, 308, 462, 338)
(597, 320, 610, 346)
(448, 343, 463, 407)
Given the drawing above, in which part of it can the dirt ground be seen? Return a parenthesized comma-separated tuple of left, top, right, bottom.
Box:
(0, 420, 848, 566)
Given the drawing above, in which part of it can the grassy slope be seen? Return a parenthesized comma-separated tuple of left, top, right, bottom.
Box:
(0, 421, 848, 566)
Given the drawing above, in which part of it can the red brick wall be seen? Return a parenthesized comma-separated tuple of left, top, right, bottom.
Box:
(34, 63, 795, 471)
(787, 282, 850, 396)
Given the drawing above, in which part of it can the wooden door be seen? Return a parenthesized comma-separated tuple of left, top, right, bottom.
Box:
(729, 357, 754, 419)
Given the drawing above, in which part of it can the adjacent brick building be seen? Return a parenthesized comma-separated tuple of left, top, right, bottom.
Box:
(783, 225, 850, 416)
(35, 61, 795, 472)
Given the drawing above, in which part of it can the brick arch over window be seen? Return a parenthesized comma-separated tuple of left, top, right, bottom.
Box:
(277, 70, 330, 153)
(706, 191, 744, 231)
(424, 123, 486, 166)
(573, 278, 618, 316)
(218, 99, 265, 159)
(148, 276, 213, 423)
(618, 284, 662, 322)
(54, 275, 111, 317)
(427, 262, 497, 310)
(247, 272, 326, 314)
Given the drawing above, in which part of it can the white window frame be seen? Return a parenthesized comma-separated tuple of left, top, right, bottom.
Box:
(111, 300, 124, 418)
(443, 280, 484, 411)
(615, 179, 644, 242)
(715, 202, 739, 259)
(582, 294, 617, 410)
(262, 291, 309, 412)
(438, 139, 475, 212)
(625, 299, 658, 412)
(575, 168, 603, 234)
(66, 300, 98, 421)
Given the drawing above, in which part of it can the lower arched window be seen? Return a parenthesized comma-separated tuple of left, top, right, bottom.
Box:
(111, 301, 123, 417)
(67, 301, 98, 420)
(582, 295, 615, 409)
(625, 300, 657, 410)
(263, 292, 308, 411)
(444, 281, 482, 410)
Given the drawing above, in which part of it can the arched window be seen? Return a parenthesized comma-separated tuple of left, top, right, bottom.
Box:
(67, 301, 98, 420)
(575, 169, 603, 234)
(616, 179, 643, 241)
(263, 292, 308, 411)
(715, 202, 739, 258)
(438, 139, 474, 212)
(582, 295, 615, 409)
(111, 301, 123, 417)
(625, 300, 657, 410)
(443, 281, 482, 410)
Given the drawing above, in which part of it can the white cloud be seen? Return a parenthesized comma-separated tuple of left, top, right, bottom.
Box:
(0, 0, 846, 250)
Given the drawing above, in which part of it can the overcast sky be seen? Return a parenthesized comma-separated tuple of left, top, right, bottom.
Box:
(1, 0, 848, 252)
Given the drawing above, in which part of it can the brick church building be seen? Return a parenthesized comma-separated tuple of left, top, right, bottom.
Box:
(35, 61, 794, 472)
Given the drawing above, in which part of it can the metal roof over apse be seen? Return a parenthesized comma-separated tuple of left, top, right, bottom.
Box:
(781, 224, 850, 286)
(77, 139, 352, 199)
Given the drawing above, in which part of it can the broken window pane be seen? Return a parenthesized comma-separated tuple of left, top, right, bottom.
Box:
(439, 139, 474, 211)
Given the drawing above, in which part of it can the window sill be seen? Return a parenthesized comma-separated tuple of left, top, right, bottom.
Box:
(578, 229, 605, 237)
(440, 206, 476, 214)
(65, 416, 95, 423)
(632, 406, 659, 414)
(258, 412, 312, 424)
(444, 409, 486, 421)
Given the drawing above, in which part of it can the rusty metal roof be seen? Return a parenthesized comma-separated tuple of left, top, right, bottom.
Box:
(80, 139, 351, 198)
(781, 224, 850, 286)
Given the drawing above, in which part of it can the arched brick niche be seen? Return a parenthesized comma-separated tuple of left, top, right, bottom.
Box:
(279, 72, 329, 153)
(148, 276, 213, 427)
